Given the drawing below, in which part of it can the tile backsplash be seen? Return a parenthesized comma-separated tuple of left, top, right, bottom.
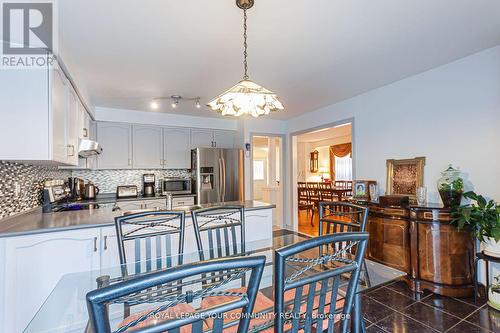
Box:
(72, 169, 191, 194)
(0, 161, 71, 219)
(0, 162, 191, 220)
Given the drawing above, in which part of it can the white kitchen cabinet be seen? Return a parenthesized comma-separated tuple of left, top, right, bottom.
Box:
(0, 55, 84, 166)
(0, 228, 100, 333)
(191, 129, 214, 148)
(66, 87, 80, 166)
(132, 125, 163, 169)
(99, 226, 121, 270)
(97, 122, 133, 169)
(163, 127, 191, 169)
(213, 130, 235, 148)
(144, 199, 167, 210)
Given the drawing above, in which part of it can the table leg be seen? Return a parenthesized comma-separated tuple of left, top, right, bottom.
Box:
(352, 293, 365, 333)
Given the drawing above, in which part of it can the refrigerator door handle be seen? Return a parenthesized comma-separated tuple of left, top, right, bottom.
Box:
(218, 157, 223, 202)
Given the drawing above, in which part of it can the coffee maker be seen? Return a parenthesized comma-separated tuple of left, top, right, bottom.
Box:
(143, 174, 156, 197)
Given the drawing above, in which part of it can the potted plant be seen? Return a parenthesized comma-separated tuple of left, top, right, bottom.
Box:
(437, 165, 464, 207)
(451, 191, 500, 256)
(489, 275, 500, 311)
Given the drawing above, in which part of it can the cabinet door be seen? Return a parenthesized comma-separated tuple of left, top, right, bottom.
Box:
(191, 129, 214, 148)
(100, 226, 122, 270)
(1, 229, 100, 333)
(65, 87, 79, 166)
(213, 130, 235, 148)
(145, 199, 167, 210)
(114, 200, 146, 212)
(132, 125, 163, 169)
(50, 67, 68, 163)
(164, 127, 191, 169)
(97, 122, 132, 169)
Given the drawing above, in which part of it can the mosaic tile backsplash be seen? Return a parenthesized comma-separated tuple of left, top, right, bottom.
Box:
(72, 169, 191, 194)
(0, 161, 71, 219)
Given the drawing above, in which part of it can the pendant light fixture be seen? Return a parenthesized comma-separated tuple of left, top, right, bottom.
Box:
(207, 0, 284, 118)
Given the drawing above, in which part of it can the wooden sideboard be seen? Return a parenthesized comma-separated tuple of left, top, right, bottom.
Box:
(353, 200, 474, 297)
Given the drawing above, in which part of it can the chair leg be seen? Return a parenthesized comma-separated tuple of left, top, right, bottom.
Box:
(310, 208, 315, 226)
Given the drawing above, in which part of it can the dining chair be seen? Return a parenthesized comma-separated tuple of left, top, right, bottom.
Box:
(318, 202, 368, 235)
(272, 232, 369, 333)
(298, 187, 315, 226)
(114, 211, 187, 275)
(191, 206, 245, 261)
(86, 255, 267, 333)
(297, 181, 307, 189)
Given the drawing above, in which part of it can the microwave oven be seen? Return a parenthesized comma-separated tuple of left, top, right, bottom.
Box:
(161, 178, 192, 195)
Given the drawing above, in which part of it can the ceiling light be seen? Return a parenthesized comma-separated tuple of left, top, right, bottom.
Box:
(171, 95, 181, 108)
(207, 0, 284, 118)
(150, 101, 159, 110)
(196, 98, 201, 109)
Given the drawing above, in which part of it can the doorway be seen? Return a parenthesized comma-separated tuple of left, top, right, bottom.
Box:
(251, 135, 284, 228)
(291, 122, 354, 236)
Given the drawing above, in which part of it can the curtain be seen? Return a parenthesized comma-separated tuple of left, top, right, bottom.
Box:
(335, 155, 352, 181)
(329, 143, 352, 180)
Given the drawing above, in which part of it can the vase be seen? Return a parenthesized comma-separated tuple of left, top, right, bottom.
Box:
(488, 287, 500, 311)
(437, 165, 463, 207)
(483, 237, 500, 258)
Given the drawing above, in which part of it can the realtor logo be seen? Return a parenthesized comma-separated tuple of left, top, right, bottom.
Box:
(2, 2, 53, 54)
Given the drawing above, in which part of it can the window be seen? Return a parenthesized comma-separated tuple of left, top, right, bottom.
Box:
(335, 155, 352, 181)
(253, 160, 265, 180)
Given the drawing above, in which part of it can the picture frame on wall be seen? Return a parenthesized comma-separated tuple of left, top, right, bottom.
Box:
(386, 156, 425, 201)
(353, 180, 377, 200)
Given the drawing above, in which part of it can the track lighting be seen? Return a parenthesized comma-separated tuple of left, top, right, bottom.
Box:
(149, 95, 201, 110)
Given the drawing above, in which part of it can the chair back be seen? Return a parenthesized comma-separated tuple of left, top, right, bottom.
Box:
(273, 232, 369, 333)
(191, 206, 245, 261)
(114, 211, 186, 275)
(318, 182, 331, 190)
(297, 182, 307, 189)
(298, 187, 310, 206)
(319, 202, 368, 235)
(306, 182, 319, 189)
(87, 255, 267, 333)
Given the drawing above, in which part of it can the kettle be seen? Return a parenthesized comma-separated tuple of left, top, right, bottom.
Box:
(84, 182, 100, 200)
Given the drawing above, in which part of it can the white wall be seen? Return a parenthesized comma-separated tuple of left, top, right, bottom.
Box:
(288, 45, 500, 204)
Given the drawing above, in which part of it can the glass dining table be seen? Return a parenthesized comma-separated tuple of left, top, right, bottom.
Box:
(25, 232, 405, 333)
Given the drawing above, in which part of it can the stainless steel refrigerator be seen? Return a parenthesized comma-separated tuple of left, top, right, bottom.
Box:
(191, 148, 245, 204)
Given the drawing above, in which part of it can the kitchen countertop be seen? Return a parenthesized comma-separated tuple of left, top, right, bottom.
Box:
(0, 201, 275, 238)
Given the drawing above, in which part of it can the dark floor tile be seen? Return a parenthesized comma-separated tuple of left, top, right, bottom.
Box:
(402, 302, 460, 332)
(366, 324, 388, 333)
(362, 296, 396, 323)
(422, 293, 478, 318)
(376, 313, 436, 333)
(446, 320, 492, 333)
(366, 287, 416, 310)
(454, 292, 488, 308)
(385, 280, 430, 300)
(465, 305, 500, 332)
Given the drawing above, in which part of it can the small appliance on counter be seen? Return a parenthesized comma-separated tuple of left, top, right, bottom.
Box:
(83, 182, 100, 200)
(42, 179, 71, 212)
(143, 174, 156, 197)
(116, 185, 139, 199)
(161, 178, 191, 195)
(69, 177, 85, 200)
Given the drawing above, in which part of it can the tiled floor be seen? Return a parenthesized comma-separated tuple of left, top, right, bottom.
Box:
(364, 280, 500, 332)
(274, 228, 500, 333)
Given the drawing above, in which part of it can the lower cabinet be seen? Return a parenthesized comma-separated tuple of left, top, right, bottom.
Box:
(0, 228, 101, 333)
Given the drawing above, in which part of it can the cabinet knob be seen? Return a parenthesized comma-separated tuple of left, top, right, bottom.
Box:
(103, 235, 108, 250)
(83, 128, 88, 138)
(67, 144, 75, 157)
(93, 237, 98, 252)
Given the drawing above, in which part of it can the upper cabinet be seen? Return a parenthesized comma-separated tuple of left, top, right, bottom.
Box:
(191, 129, 236, 149)
(0, 55, 88, 166)
(95, 122, 236, 170)
(213, 130, 235, 148)
(96, 122, 132, 169)
(191, 129, 214, 149)
(164, 127, 191, 169)
(132, 125, 163, 169)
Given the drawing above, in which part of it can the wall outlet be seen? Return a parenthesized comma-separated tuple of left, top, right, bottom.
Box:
(14, 182, 21, 197)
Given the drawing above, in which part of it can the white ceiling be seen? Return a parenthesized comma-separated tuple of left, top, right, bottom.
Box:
(58, 0, 500, 120)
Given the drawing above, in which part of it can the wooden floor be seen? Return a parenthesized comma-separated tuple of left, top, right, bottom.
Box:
(298, 209, 320, 237)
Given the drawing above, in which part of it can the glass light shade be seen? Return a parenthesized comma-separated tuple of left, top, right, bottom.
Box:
(207, 80, 284, 118)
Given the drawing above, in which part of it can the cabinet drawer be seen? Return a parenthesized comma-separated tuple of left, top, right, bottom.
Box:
(172, 196, 195, 207)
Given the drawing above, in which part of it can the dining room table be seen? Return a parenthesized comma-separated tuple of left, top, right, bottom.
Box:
(24, 232, 405, 333)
